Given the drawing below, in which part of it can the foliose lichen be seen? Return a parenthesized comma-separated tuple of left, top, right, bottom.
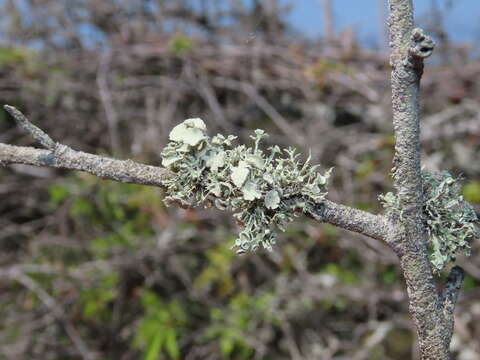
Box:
(380, 170, 480, 272)
(161, 118, 332, 253)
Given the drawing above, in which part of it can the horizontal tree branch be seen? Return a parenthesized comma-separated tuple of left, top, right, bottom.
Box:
(0, 143, 170, 187)
(1, 105, 389, 243)
(310, 200, 391, 242)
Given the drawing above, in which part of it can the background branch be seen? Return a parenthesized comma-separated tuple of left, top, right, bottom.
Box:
(1, 268, 95, 360)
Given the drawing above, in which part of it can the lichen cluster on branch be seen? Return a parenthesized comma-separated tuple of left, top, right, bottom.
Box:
(380, 171, 479, 272)
(161, 119, 332, 253)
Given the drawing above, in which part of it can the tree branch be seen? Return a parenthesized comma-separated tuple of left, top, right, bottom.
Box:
(0, 143, 170, 187)
(1, 105, 388, 243)
(387, 1, 454, 359)
(4, 105, 56, 150)
(310, 200, 391, 242)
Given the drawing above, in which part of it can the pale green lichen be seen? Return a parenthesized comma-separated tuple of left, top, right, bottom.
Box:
(380, 171, 480, 272)
(161, 119, 332, 253)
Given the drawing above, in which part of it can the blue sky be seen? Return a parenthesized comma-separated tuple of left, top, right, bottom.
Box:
(285, 0, 480, 47)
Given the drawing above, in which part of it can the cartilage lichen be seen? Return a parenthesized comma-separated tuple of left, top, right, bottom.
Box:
(161, 118, 332, 253)
(380, 171, 480, 272)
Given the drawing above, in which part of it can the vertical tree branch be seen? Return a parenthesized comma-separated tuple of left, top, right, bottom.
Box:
(97, 50, 121, 154)
(389, 4, 433, 221)
(387, 1, 455, 359)
(321, 0, 334, 45)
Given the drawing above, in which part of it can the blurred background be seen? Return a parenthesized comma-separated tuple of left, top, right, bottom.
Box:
(1, 0, 480, 359)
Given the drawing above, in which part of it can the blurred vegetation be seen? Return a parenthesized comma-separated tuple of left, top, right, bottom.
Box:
(0, 0, 480, 359)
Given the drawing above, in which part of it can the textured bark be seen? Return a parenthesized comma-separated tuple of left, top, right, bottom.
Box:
(311, 200, 391, 242)
(387, 1, 460, 359)
(0, 143, 170, 187)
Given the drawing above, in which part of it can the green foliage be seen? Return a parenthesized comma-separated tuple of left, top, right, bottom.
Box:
(0, 47, 44, 76)
(81, 273, 118, 320)
(161, 119, 332, 253)
(70, 197, 96, 218)
(322, 263, 359, 285)
(0, 47, 27, 67)
(48, 178, 159, 259)
(304, 60, 350, 89)
(205, 292, 277, 359)
(380, 171, 480, 272)
(168, 35, 194, 55)
(48, 184, 69, 206)
(355, 158, 376, 180)
(381, 265, 400, 286)
(194, 239, 236, 296)
(134, 291, 186, 360)
(462, 274, 477, 291)
(462, 181, 480, 205)
(89, 221, 141, 258)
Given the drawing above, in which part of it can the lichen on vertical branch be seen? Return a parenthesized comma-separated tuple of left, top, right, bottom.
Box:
(380, 171, 479, 272)
(387, 1, 456, 359)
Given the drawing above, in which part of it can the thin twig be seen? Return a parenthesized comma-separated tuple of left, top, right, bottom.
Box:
(4, 105, 56, 150)
(97, 50, 121, 154)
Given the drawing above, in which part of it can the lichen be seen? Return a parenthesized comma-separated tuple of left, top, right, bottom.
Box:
(380, 171, 480, 272)
(161, 119, 332, 253)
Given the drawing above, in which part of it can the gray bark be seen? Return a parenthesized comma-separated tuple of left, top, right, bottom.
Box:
(387, 1, 461, 358)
